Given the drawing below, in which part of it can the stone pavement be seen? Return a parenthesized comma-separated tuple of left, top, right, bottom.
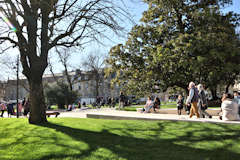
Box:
(57, 108, 240, 124)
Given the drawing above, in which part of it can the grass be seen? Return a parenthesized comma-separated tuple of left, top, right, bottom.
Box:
(0, 118, 240, 160)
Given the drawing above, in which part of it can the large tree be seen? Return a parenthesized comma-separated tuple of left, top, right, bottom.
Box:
(0, 0, 130, 124)
(107, 0, 240, 98)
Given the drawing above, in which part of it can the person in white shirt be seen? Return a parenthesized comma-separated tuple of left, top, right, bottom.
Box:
(220, 93, 240, 121)
(143, 96, 154, 113)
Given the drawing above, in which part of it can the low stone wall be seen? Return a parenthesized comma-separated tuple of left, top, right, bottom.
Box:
(137, 108, 221, 116)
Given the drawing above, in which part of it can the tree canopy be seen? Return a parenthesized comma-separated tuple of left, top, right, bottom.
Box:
(107, 0, 240, 97)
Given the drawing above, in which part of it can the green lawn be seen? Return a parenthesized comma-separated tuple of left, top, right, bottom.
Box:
(0, 118, 239, 160)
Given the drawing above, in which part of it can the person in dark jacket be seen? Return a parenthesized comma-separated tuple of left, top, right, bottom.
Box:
(23, 98, 30, 117)
(153, 97, 161, 112)
(197, 84, 212, 118)
(111, 97, 116, 108)
(177, 95, 184, 115)
(7, 103, 14, 118)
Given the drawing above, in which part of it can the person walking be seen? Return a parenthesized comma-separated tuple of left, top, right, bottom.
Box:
(197, 84, 212, 118)
(22, 97, 26, 107)
(186, 82, 200, 118)
(119, 92, 125, 110)
(0, 102, 6, 117)
(23, 98, 30, 117)
(107, 97, 112, 108)
(7, 102, 14, 118)
(18, 102, 23, 116)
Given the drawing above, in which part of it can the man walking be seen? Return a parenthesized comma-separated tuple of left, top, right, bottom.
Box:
(186, 82, 200, 118)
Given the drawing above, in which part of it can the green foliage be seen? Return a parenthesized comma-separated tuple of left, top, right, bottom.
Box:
(1, 118, 240, 159)
(107, 0, 240, 96)
(45, 83, 78, 109)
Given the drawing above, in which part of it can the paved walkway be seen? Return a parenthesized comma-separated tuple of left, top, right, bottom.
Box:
(57, 108, 240, 124)
(1, 108, 239, 124)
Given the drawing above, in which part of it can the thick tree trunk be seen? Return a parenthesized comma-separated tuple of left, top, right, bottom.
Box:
(28, 76, 47, 124)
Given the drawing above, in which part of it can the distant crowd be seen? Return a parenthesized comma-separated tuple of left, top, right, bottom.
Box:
(3, 83, 240, 122)
(0, 97, 30, 118)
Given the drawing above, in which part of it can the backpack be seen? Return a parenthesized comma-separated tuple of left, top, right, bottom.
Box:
(191, 87, 199, 103)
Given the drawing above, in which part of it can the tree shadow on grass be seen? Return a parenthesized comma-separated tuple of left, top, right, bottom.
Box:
(38, 121, 240, 160)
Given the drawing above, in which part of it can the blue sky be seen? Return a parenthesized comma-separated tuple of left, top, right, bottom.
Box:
(0, 0, 239, 80)
(224, 0, 240, 13)
(55, 0, 148, 73)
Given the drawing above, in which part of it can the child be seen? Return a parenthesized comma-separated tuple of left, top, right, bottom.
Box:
(177, 95, 184, 115)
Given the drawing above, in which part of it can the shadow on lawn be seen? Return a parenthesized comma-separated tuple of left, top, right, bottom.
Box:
(39, 121, 240, 160)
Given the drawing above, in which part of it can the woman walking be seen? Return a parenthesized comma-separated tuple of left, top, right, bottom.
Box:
(0, 102, 6, 117)
(197, 84, 212, 118)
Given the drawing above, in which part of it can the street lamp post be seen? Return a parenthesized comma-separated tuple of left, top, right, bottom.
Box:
(16, 55, 19, 118)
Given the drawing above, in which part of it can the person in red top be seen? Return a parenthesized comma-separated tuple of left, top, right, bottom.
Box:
(0, 103, 6, 117)
(18, 102, 23, 116)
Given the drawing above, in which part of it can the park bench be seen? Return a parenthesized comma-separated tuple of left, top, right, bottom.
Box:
(46, 111, 60, 117)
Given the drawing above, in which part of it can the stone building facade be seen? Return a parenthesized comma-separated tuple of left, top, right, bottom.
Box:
(0, 70, 120, 103)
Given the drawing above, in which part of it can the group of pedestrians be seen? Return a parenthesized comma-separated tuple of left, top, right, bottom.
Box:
(177, 82, 212, 118)
(182, 81, 240, 121)
(95, 96, 117, 108)
(0, 97, 30, 118)
(0, 102, 16, 118)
